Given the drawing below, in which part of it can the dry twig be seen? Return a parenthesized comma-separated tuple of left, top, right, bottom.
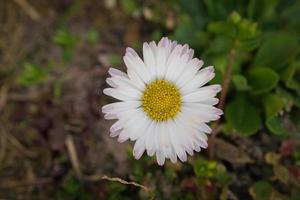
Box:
(13, 0, 40, 21)
(84, 175, 152, 193)
(65, 135, 83, 179)
(65, 135, 154, 198)
(0, 126, 7, 164)
(0, 86, 8, 113)
(209, 48, 237, 159)
(7, 133, 37, 158)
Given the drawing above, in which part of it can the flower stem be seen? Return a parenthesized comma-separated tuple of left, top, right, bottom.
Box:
(208, 48, 237, 159)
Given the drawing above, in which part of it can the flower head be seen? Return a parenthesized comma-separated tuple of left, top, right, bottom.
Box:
(102, 37, 222, 165)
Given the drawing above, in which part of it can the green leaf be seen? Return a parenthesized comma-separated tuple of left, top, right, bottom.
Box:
(108, 54, 123, 66)
(295, 95, 300, 108)
(281, 63, 297, 83)
(207, 36, 233, 54)
(237, 36, 262, 52)
(211, 55, 227, 74)
(281, 62, 300, 92)
(247, 67, 279, 95)
(273, 165, 289, 184)
(215, 164, 231, 186)
(266, 116, 286, 136)
(230, 11, 242, 24)
(17, 63, 48, 86)
(281, 1, 300, 29)
(87, 28, 99, 44)
(62, 49, 73, 62)
(225, 95, 262, 136)
(53, 29, 79, 48)
(253, 32, 299, 71)
(276, 87, 294, 111)
(121, 0, 139, 14)
(164, 168, 177, 182)
(174, 24, 208, 48)
(232, 74, 251, 91)
(207, 21, 236, 37)
(193, 158, 217, 179)
(263, 94, 285, 119)
(151, 29, 163, 41)
(291, 194, 300, 200)
(286, 79, 300, 93)
(221, 123, 234, 135)
(236, 18, 259, 40)
(252, 181, 272, 200)
(291, 108, 300, 131)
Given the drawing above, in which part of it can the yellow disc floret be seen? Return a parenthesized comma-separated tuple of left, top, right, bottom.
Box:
(141, 79, 182, 122)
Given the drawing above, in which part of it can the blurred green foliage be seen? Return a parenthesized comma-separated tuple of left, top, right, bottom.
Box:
(56, 177, 94, 200)
(108, 54, 123, 66)
(121, 0, 139, 15)
(193, 158, 231, 186)
(252, 181, 273, 200)
(53, 28, 79, 62)
(162, 0, 300, 138)
(87, 28, 100, 44)
(17, 63, 48, 86)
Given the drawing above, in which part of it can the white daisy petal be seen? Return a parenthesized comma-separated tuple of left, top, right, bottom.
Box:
(169, 147, 178, 163)
(194, 144, 201, 152)
(118, 129, 130, 143)
(110, 120, 125, 133)
(106, 78, 118, 88)
(184, 103, 223, 116)
(104, 113, 118, 120)
(187, 49, 194, 60)
(156, 37, 171, 78)
(181, 106, 222, 123)
(180, 44, 189, 56)
(102, 37, 222, 165)
(125, 47, 152, 83)
(108, 75, 142, 91)
(176, 58, 204, 87)
(180, 66, 215, 94)
(127, 69, 145, 90)
(183, 84, 222, 99)
(102, 101, 140, 114)
(170, 53, 190, 82)
(103, 88, 140, 101)
(156, 150, 166, 166)
(133, 136, 146, 159)
(145, 121, 156, 156)
(108, 67, 128, 78)
(110, 129, 122, 137)
(143, 42, 157, 79)
(196, 122, 213, 134)
(129, 111, 151, 141)
(164, 45, 184, 80)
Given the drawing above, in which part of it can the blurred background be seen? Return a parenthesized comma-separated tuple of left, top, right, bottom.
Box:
(0, 0, 300, 199)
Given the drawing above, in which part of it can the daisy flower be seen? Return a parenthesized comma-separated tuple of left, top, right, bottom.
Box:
(102, 37, 222, 165)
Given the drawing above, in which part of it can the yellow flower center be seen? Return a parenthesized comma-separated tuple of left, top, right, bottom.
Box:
(141, 79, 182, 122)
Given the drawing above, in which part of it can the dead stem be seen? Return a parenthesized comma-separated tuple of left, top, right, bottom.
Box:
(13, 0, 40, 21)
(0, 86, 8, 113)
(65, 135, 83, 179)
(84, 175, 152, 193)
(0, 126, 7, 164)
(65, 135, 154, 198)
(209, 48, 237, 159)
(7, 132, 37, 158)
